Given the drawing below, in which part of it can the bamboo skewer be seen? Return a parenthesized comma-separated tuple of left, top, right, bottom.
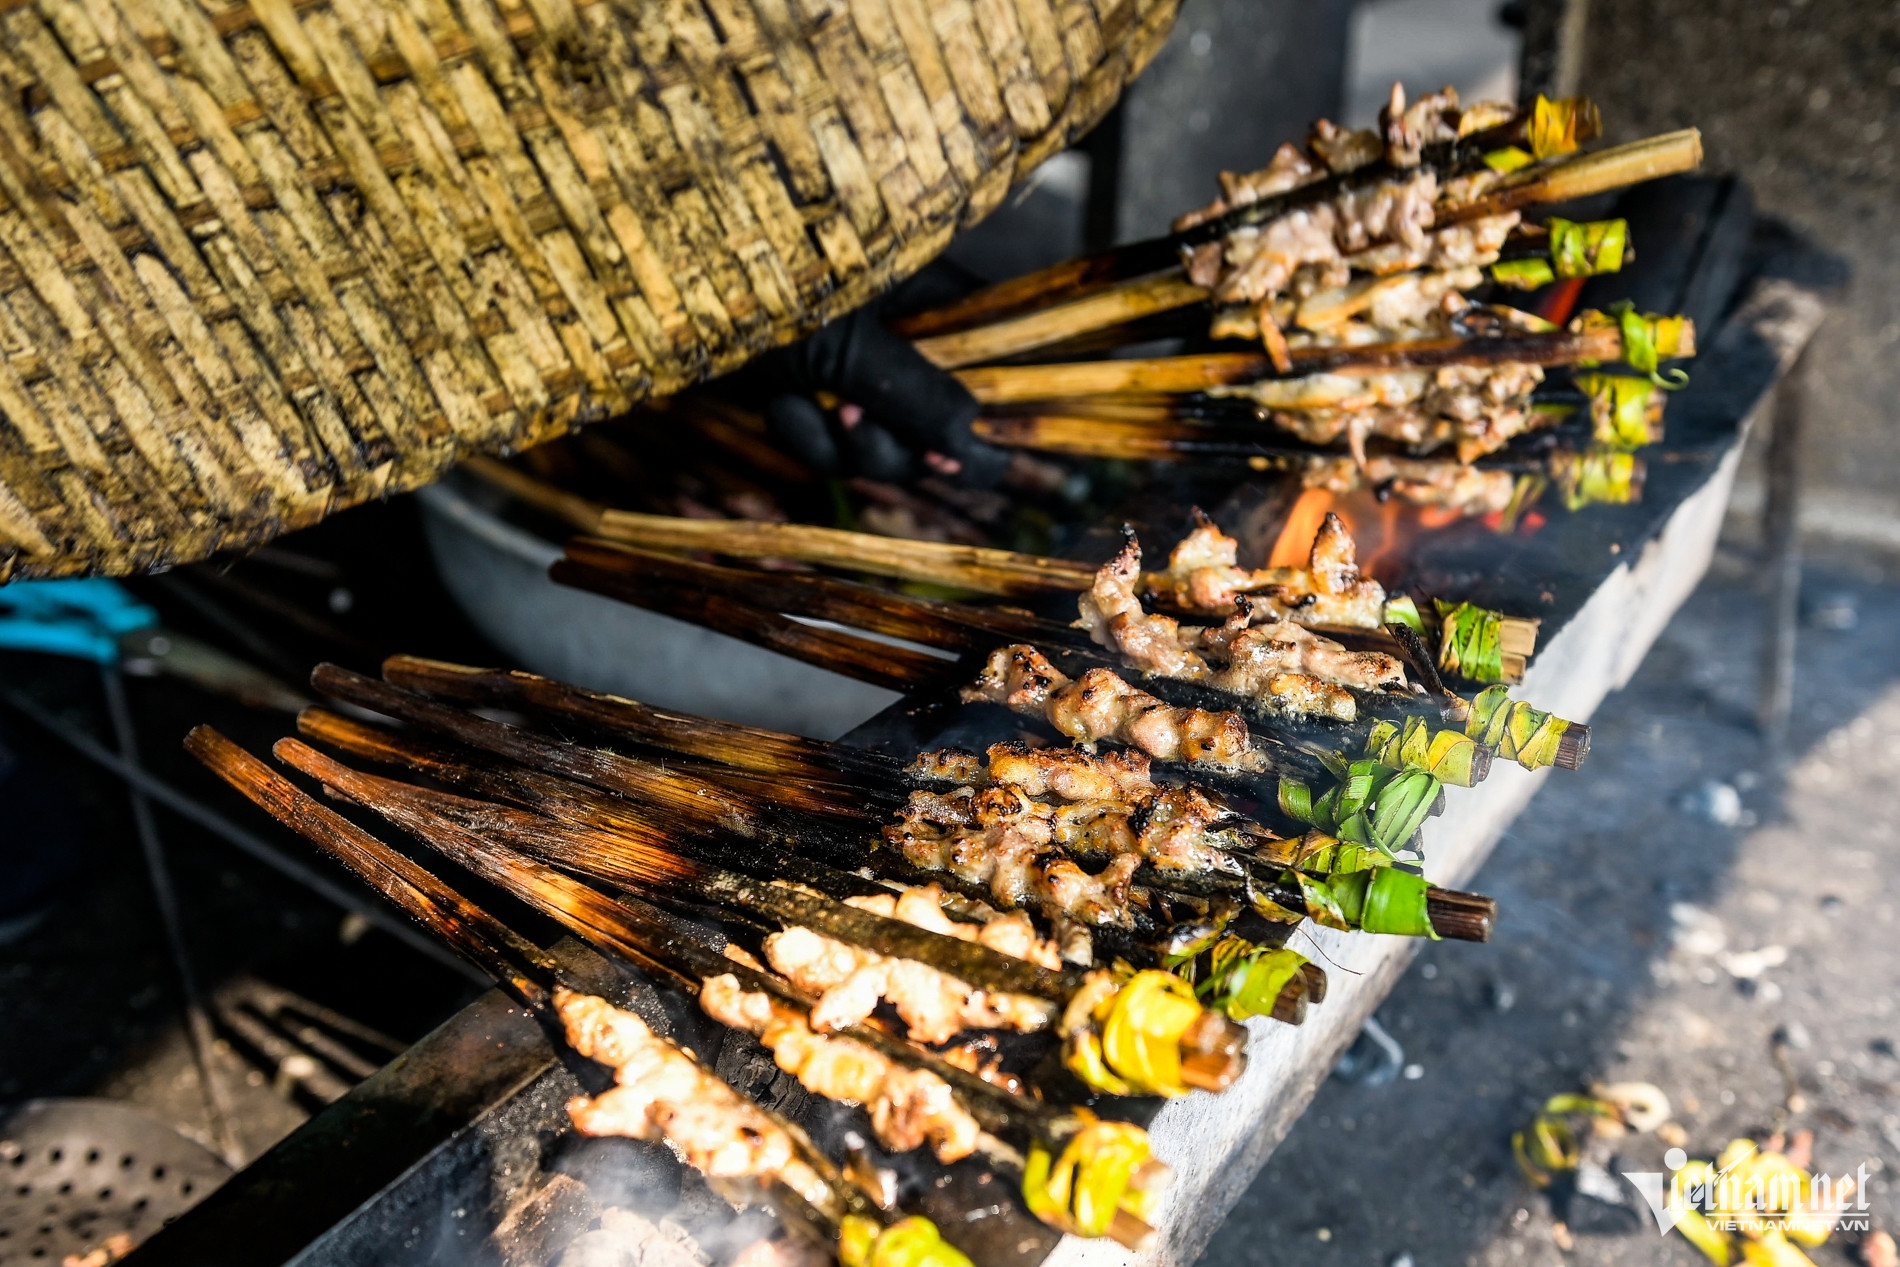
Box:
(268, 738, 1076, 1129)
(548, 541, 1459, 781)
(547, 558, 957, 693)
(954, 321, 1655, 405)
(892, 125, 1695, 360)
(208, 725, 1168, 1248)
(1439, 129, 1705, 225)
(332, 651, 1491, 945)
(890, 250, 1170, 340)
(462, 454, 1095, 596)
(906, 219, 1636, 372)
(885, 105, 1567, 344)
(381, 654, 902, 791)
(913, 273, 1209, 369)
(184, 726, 559, 1001)
(307, 666, 927, 882)
(303, 666, 1083, 1003)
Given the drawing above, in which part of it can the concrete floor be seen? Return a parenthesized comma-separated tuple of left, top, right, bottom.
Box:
(1196, 539, 1900, 1266)
(1584, 2, 1900, 537)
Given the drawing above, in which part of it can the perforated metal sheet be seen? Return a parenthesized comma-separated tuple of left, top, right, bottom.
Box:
(0, 1099, 230, 1265)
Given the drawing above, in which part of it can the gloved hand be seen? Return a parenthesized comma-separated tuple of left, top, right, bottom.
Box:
(752, 267, 1010, 489)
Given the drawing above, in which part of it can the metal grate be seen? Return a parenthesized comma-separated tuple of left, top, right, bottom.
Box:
(0, 1100, 230, 1265)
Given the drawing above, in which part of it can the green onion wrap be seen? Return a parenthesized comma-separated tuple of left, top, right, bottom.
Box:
(1435, 600, 1504, 684)
(1194, 936, 1310, 1021)
(1483, 146, 1535, 174)
(1294, 870, 1352, 930)
(1060, 970, 1206, 1098)
(1529, 94, 1599, 158)
(1549, 217, 1627, 278)
(1488, 257, 1553, 289)
(1485, 94, 1598, 171)
(1366, 714, 1486, 788)
(1022, 1120, 1165, 1239)
(1575, 373, 1663, 449)
(1329, 867, 1439, 938)
(1281, 758, 1441, 853)
(839, 1216, 972, 1267)
(1553, 444, 1641, 511)
(1464, 685, 1573, 770)
(1579, 303, 1691, 387)
(1291, 831, 1389, 877)
(1492, 218, 1628, 290)
(1382, 594, 1424, 634)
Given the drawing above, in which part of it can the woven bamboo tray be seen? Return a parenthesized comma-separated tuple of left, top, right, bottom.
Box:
(0, 0, 1180, 580)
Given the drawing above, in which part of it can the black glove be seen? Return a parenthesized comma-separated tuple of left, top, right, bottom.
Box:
(753, 269, 1010, 489)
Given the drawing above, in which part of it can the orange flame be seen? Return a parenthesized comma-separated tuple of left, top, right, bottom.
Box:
(1268, 489, 1334, 568)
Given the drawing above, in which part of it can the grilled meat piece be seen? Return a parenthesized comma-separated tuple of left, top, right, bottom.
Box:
(699, 974, 982, 1162)
(762, 886, 1058, 1043)
(558, 990, 813, 1188)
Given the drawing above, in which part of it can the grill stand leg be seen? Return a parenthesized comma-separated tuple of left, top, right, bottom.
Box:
(1757, 348, 1808, 751)
(100, 664, 244, 1167)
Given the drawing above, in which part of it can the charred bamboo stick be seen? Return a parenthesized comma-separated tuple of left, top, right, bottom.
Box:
(382, 653, 902, 791)
(307, 666, 1080, 1002)
(308, 667, 917, 878)
(561, 538, 1058, 655)
(548, 558, 955, 692)
(183, 726, 558, 1002)
(296, 703, 1314, 1013)
(311, 662, 806, 828)
(460, 459, 1096, 598)
(298, 706, 985, 917)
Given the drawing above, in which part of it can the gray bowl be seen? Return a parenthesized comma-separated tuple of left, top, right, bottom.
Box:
(416, 477, 900, 740)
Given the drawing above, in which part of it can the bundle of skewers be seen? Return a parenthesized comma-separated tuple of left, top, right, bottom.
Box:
(187, 620, 1506, 1264)
(176, 83, 1710, 1267)
(890, 86, 1703, 524)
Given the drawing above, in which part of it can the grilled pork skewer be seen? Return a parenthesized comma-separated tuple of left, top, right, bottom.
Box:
(297, 691, 1489, 952)
(902, 130, 1697, 380)
(546, 540, 1461, 778)
(182, 727, 955, 1267)
(292, 701, 1334, 1017)
(548, 537, 1540, 780)
(952, 308, 1691, 405)
(971, 417, 1642, 517)
(301, 664, 1252, 1097)
(893, 97, 1687, 347)
(907, 217, 1627, 370)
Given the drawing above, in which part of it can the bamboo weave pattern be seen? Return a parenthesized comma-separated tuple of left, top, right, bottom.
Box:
(0, 0, 1178, 579)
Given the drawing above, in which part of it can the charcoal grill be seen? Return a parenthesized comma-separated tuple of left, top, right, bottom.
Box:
(123, 179, 1839, 1267)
